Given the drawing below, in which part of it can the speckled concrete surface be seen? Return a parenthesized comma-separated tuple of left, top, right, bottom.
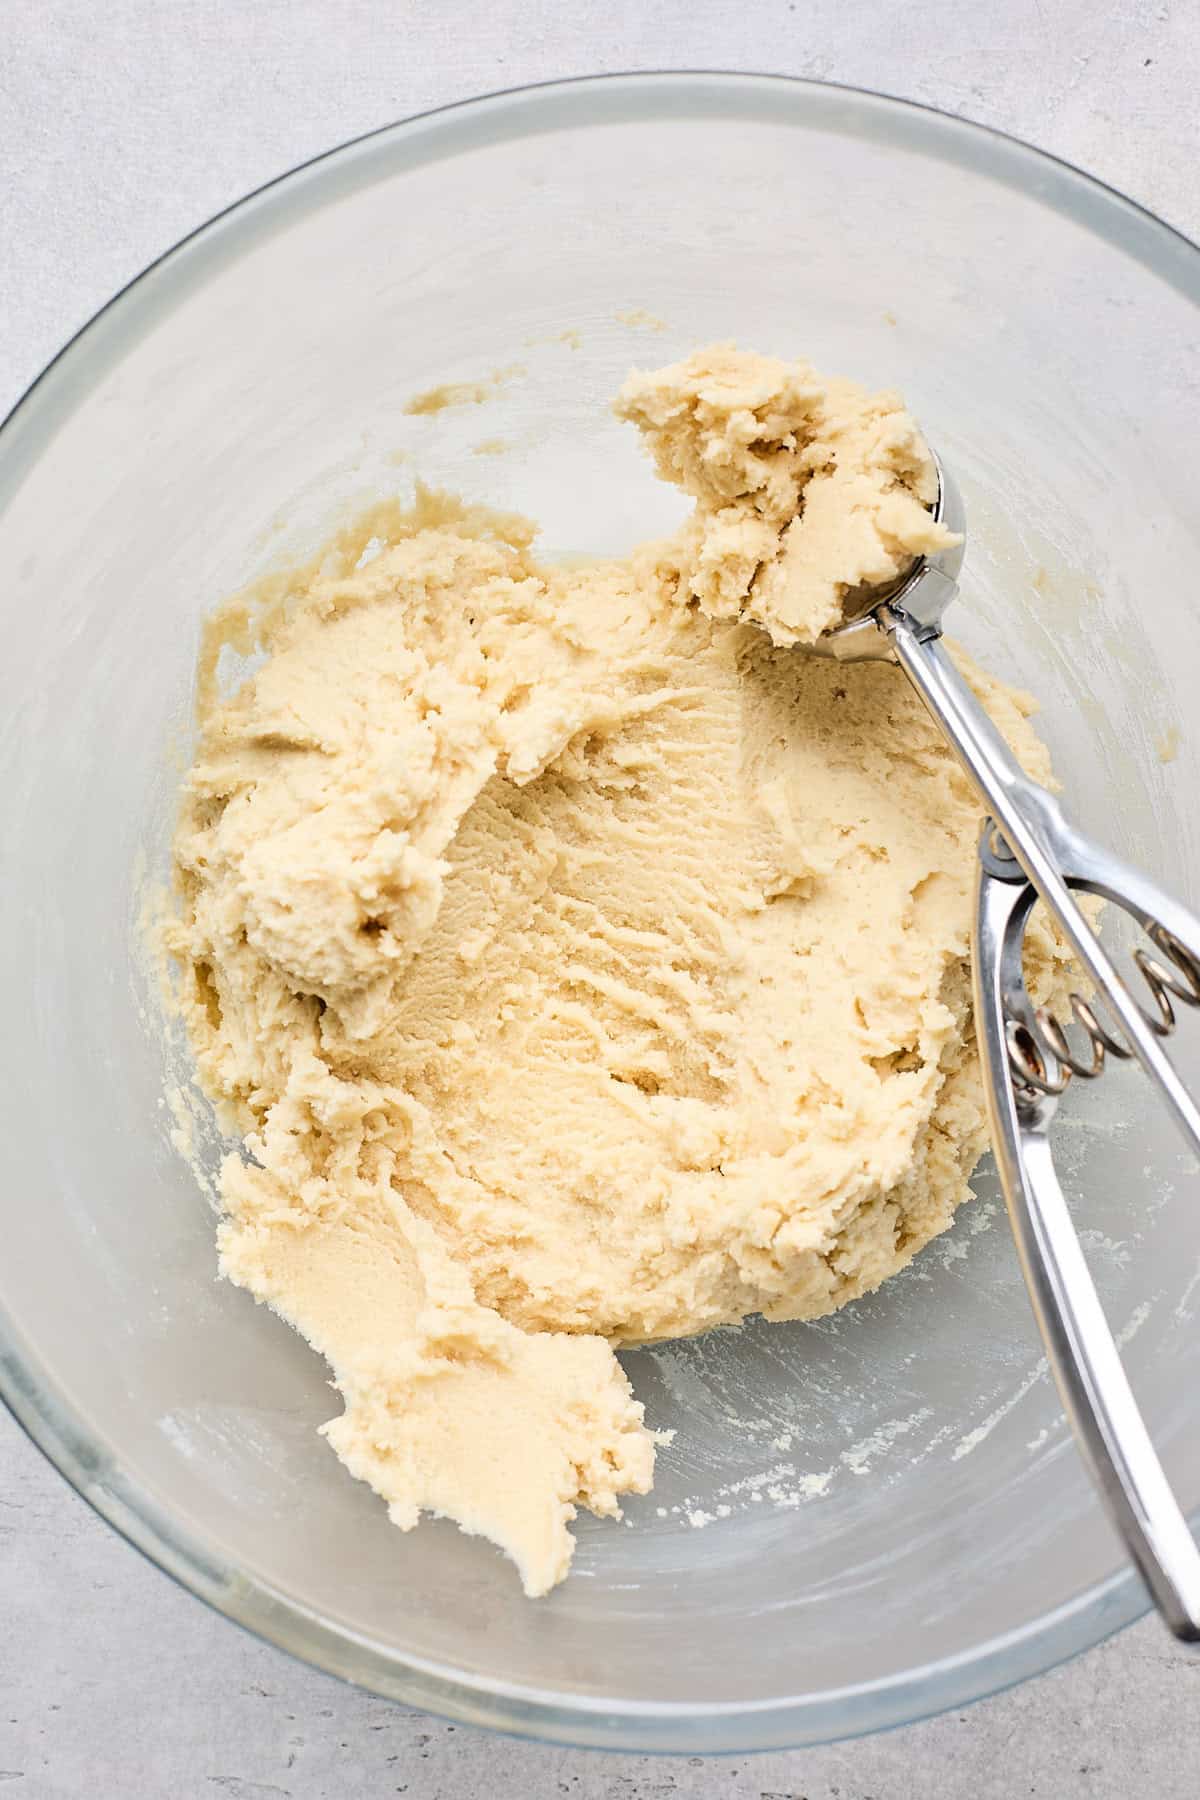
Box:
(2, 3, 1198, 1794)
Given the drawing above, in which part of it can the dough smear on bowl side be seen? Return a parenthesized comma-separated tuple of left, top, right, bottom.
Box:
(164, 346, 1074, 1595)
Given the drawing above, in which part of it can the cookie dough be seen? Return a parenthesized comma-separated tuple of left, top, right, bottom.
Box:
(167, 346, 1070, 1595)
(617, 343, 957, 643)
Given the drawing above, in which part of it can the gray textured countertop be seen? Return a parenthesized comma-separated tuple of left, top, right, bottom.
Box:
(3, 3, 1198, 1793)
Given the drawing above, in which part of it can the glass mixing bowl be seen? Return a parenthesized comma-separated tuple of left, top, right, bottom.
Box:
(3, 74, 1200, 1754)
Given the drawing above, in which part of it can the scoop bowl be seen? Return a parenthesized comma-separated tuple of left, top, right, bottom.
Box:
(2, 74, 1200, 1751)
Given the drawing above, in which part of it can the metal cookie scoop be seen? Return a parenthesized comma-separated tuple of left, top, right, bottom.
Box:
(815, 456, 1200, 1641)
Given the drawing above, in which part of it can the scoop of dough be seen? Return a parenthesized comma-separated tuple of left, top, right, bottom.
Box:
(616, 343, 959, 644)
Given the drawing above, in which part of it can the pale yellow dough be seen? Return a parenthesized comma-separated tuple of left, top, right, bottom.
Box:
(168, 347, 1070, 1596)
(617, 343, 959, 643)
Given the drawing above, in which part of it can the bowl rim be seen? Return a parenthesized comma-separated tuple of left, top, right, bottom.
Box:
(2, 68, 1197, 1754)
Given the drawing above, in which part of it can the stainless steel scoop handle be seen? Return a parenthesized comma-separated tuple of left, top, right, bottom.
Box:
(885, 603, 1200, 1641)
(974, 853, 1200, 1641)
(892, 621, 1200, 1154)
(816, 450, 1200, 1632)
